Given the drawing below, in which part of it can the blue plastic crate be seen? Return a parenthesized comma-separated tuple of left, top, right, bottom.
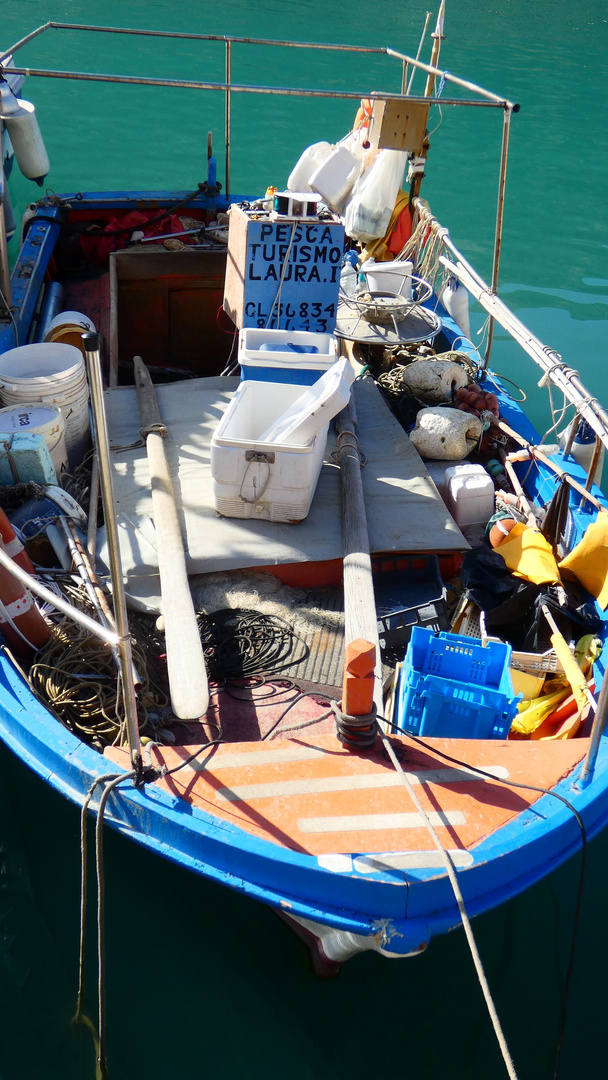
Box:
(396, 627, 520, 739)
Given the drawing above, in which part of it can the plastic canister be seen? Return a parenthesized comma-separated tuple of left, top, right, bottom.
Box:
(287, 142, 333, 194)
(362, 259, 413, 298)
(445, 463, 495, 527)
(308, 144, 361, 213)
(0, 403, 68, 478)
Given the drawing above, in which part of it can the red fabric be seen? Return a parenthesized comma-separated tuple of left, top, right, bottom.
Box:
(79, 211, 185, 265)
(387, 203, 413, 255)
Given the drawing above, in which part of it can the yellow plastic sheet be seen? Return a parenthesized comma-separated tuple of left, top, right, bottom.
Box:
(559, 510, 608, 609)
(494, 523, 561, 585)
(511, 685, 571, 736)
(547, 630, 589, 713)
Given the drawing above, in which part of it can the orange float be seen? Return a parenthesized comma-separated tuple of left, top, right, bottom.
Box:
(0, 505, 35, 572)
(0, 537, 51, 656)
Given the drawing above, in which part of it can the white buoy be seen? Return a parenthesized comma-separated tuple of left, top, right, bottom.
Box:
(0, 90, 49, 186)
(439, 277, 471, 341)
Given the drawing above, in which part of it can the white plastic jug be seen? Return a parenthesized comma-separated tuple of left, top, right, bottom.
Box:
(309, 144, 362, 213)
(287, 142, 333, 193)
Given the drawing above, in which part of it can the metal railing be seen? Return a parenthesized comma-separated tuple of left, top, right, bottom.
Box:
(1, 22, 516, 318)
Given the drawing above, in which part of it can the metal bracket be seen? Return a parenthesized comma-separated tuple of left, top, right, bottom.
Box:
(245, 450, 275, 463)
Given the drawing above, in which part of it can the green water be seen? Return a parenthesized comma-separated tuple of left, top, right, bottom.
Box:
(1, 2, 607, 1077)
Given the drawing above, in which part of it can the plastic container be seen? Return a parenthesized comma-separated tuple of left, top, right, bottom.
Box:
(287, 141, 333, 193)
(361, 259, 413, 298)
(44, 309, 96, 355)
(210, 380, 329, 523)
(0, 402, 68, 478)
(397, 627, 520, 739)
(0, 343, 90, 467)
(239, 328, 338, 385)
(309, 144, 361, 212)
(374, 555, 449, 657)
(445, 463, 495, 527)
(257, 357, 354, 444)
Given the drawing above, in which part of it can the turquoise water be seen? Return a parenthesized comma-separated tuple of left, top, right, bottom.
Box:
(1, 2, 608, 1077)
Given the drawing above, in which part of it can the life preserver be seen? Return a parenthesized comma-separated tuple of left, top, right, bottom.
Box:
(354, 98, 373, 134)
(0, 538, 51, 655)
(0, 505, 35, 572)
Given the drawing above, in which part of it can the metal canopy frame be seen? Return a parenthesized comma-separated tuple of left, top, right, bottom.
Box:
(0, 21, 516, 333)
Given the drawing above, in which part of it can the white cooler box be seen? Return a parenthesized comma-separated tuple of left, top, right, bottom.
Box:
(238, 328, 338, 385)
(210, 380, 329, 522)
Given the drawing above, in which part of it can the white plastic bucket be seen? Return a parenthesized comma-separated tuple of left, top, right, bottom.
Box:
(0, 402, 68, 478)
(363, 259, 414, 298)
(44, 310, 96, 355)
(0, 343, 90, 467)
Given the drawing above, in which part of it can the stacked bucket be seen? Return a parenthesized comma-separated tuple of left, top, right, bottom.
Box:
(0, 341, 91, 471)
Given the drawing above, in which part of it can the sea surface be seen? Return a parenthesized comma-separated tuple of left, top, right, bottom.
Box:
(1, 2, 607, 1078)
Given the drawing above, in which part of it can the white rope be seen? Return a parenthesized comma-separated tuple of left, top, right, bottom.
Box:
(265, 221, 298, 329)
(378, 724, 520, 1080)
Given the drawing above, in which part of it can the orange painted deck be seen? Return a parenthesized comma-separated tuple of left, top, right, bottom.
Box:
(105, 728, 588, 857)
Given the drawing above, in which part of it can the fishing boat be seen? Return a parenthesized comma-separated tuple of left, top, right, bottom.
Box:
(0, 16, 607, 1011)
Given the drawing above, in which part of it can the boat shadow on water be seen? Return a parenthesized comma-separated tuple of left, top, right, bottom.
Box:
(0, 740, 603, 1080)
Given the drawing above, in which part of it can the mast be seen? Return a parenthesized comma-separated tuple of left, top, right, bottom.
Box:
(409, 1, 446, 202)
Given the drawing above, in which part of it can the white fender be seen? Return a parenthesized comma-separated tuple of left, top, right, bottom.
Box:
(0, 174, 16, 239)
(2, 99, 49, 186)
(439, 277, 471, 341)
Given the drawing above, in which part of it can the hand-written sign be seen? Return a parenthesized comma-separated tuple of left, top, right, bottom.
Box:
(224, 205, 345, 332)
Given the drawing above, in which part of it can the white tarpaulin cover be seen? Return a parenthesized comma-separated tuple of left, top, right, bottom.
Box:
(101, 376, 466, 610)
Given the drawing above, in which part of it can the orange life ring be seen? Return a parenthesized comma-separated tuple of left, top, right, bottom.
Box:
(0, 505, 35, 573)
(354, 98, 373, 132)
(0, 538, 51, 656)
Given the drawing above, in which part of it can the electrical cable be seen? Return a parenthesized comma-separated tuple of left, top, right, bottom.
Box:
(261, 690, 337, 740)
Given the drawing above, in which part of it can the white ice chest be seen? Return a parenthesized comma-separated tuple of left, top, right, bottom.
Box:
(210, 380, 329, 523)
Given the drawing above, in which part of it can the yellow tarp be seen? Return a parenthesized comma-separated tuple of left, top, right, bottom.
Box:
(494, 523, 561, 585)
(511, 685, 571, 736)
(559, 510, 608, 609)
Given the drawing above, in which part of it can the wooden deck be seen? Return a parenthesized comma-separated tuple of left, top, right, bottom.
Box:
(105, 720, 587, 858)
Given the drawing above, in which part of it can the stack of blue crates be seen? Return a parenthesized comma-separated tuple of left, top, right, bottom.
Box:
(397, 627, 521, 740)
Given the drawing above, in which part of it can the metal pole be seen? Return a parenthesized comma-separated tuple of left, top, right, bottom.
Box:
(82, 332, 142, 773)
(483, 104, 513, 368)
(225, 39, 231, 196)
(0, 66, 508, 109)
(0, 543, 119, 645)
(580, 673, 608, 785)
(0, 131, 13, 310)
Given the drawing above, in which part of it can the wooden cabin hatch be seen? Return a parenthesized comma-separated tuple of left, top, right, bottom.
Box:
(109, 247, 233, 384)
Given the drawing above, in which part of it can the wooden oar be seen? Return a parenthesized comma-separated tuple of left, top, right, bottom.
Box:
(133, 356, 209, 720)
(335, 394, 382, 747)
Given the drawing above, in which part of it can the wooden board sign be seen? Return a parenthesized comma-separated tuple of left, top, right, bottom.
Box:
(223, 203, 344, 332)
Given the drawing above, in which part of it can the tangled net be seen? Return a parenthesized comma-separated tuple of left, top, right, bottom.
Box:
(29, 587, 170, 749)
(28, 590, 308, 749)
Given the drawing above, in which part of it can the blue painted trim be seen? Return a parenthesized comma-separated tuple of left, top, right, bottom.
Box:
(2, 194, 608, 952)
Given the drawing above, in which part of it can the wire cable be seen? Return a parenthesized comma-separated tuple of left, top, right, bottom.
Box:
(379, 717, 586, 1080)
